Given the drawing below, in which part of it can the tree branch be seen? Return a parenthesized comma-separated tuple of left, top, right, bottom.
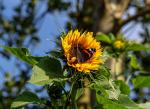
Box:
(114, 8, 150, 34)
(121, 8, 150, 26)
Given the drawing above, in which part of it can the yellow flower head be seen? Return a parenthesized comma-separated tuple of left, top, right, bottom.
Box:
(114, 40, 124, 49)
(61, 30, 103, 73)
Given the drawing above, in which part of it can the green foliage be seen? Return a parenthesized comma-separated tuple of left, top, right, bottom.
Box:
(29, 57, 64, 85)
(50, 50, 63, 58)
(96, 94, 144, 109)
(1, 46, 64, 86)
(11, 91, 43, 109)
(126, 43, 150, 51)
(1, 22, 150, 109)
(132, 76, 150, 88)
(97, 94, 150, 109)
(1, 46, 38, 65)
(90, 66, 120, 100)
(114, 80, 130, 95)
(4, 43, 150, 109)
(96, 33, 112, 44)
(128, 54, 140, 70)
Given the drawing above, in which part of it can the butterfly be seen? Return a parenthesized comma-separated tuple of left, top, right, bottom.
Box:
(73, 44, 96, 63)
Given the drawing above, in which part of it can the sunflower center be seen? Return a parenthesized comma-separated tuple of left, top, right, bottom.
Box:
(71, 45, 95, 63)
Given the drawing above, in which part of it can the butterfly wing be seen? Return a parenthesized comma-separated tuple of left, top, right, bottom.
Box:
(73, 44, 94, 63)
(76, 45, 84, 63)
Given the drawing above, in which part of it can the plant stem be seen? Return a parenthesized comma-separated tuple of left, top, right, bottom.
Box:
(63, 75, 78, 109)
(70, 81, 78, 109)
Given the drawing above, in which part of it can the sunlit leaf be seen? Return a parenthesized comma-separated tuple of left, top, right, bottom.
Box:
(1, 46, 37, 65)
(129, 54, 140, 69)
(11, 91, 43, 108)
(90, 67, 120, 100)
(29, 57, 64, 85)
(96, 33, 111, 44)
(96, 94, 140, 109)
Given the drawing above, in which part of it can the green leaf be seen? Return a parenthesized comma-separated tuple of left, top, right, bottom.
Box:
(129, 54, 140, 69)
(11, 91, 43, 108)
(90, 69, 120, 100)
(97, 94, 125, 109)
(29, 57, 63, 85)
(49, 50, 63, 58)
(70, 81, 78, 109)
(98, 65, 111, 79)
(114, 80, 130, 95)
(96, 33, 111, 44)
(106, 80, 120, 100)
(96, 94, 140, 109)
(117, 94, 138, 109)
(1, 46, 37, 65)
(126, 43, 150, 51)
(132, 76, 150, 88)
(109, 33, 116, 41)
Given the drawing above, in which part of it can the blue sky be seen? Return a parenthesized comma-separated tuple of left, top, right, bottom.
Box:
(0, 0, 70, 87)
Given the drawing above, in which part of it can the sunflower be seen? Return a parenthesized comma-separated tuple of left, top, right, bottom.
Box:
(113, 40, 124, 49)
(61, 30, 103, 73)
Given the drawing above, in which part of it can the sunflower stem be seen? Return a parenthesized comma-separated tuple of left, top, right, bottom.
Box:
(63, 74, 78, 109)
(70, 80, 78, 109)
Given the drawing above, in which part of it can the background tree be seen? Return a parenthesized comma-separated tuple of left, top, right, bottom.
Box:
(0, 0, 39, 108)
(0, 0, 150, 109)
